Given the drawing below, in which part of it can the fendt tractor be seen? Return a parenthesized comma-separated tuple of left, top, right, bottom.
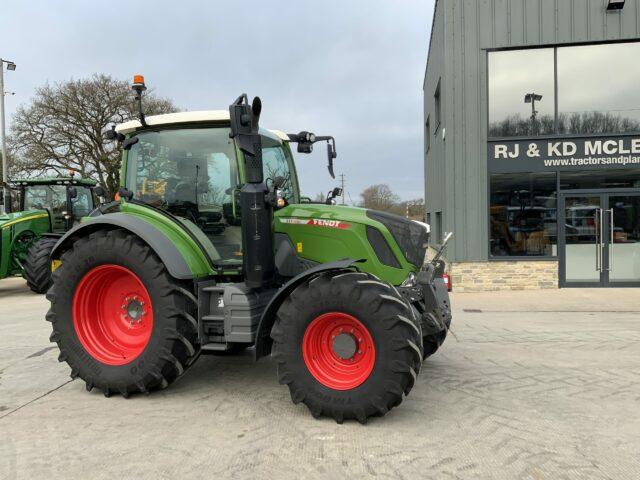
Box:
(0, 176, 100, 293)
(46, 76, 452, 423)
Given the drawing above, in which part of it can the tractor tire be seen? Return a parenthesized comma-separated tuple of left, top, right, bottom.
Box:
(422, 329, 447, 360)
(422, 315, 451, 360)
(24, 237, 59, 294)
(271, 271, 423, 423)
(46, 229, 200, 397)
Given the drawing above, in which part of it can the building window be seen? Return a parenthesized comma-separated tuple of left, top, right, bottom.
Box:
(434, 80, 441, 132)
(488, 48, 555, 138)
(557, 42, 640, 135)
(435, 211, 443, 243)
(488, 41, 640, 138)
(489, 173, 557, 257)
(425, 116, 431, 153)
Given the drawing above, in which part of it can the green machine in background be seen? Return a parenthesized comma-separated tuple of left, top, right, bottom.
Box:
(46, 76, 452, 423)
(0, 176, 100, 293)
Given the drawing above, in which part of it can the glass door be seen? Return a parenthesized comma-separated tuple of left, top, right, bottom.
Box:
(560, 194, 604, 286)
(607, 193, 640, 286)
(559, 191, 640, 287)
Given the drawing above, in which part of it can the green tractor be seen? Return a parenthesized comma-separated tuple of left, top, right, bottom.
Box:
(0, 176, 100, 293)
(46, 77, 451, 422)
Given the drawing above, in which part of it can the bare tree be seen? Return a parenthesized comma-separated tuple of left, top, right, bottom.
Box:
(489, 110, 640, 137)
(9, 74, 178, 198)
(399, 197, 425, 220)
(359, 184, 403, 214)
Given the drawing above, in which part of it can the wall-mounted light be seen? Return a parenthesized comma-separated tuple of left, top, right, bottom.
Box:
(607, 0, 625, 11)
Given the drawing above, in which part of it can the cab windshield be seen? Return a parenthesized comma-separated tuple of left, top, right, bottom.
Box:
(23, 185, 66, 212)
(125, 126, 297, 266)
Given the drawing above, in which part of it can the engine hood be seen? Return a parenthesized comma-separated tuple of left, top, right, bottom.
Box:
(0, 210, 49, 229)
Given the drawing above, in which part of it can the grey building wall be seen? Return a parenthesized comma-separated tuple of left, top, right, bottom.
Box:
(424, 0, 640, 262)
(424, 0, 446, 244)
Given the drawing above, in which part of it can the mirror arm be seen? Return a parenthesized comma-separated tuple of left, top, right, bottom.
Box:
(285, 133, 337, 179)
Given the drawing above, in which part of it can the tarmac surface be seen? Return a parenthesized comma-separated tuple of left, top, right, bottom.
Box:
(1, 276, 639, 479)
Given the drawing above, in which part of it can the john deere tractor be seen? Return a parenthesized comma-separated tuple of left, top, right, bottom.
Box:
(46, 77, 451, 423)
(0, 176, 100, 293)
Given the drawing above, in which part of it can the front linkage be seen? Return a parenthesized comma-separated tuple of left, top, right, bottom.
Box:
(398, 232, 453, 359)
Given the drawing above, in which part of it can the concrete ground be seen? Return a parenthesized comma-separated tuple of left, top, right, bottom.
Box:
(0, 277, 639, 480)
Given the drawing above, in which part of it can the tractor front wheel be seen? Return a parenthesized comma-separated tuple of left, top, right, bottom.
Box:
(24, 236, 59, 294)
(271, 271, 422, 423)
(46, 229, 200, 397)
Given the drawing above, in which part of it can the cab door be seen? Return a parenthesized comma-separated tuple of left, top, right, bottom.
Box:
(70, 186, 94, 225)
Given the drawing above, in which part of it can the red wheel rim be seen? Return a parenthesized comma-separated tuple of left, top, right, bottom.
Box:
(72, 264, 154, 366)
(302, 312, 376, 390)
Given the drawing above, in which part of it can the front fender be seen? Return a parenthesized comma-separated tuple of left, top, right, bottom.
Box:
(254, 258, 363, 360)
(50, 213, 194, 280)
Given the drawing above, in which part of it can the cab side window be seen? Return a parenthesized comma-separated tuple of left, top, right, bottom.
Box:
(71, 187, 93, 219)
(23, 185, 66, 214)
(24, 185, 67, 232)
(262, 138, 297, 203)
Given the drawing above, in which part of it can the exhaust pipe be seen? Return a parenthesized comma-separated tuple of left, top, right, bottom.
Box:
(229, 94, 275, 289)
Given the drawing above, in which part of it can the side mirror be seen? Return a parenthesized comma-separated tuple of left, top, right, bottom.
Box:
(68, 187, 78, 200)
(327, 143, 337, 179)
(325, 187, 343, 205)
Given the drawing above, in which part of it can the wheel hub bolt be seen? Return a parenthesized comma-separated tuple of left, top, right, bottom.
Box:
(125, 298, 145, 325)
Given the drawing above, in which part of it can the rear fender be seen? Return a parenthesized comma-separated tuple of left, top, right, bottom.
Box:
(254, 258, 363, 360)
(50, 213, 194, 280)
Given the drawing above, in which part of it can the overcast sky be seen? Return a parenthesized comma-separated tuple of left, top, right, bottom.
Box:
(1, 0, 434, 202)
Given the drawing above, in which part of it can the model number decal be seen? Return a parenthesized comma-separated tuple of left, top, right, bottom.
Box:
(280, 217, 350, 229)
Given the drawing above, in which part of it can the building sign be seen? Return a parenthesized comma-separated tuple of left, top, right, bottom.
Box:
(488, 135, 640, 173)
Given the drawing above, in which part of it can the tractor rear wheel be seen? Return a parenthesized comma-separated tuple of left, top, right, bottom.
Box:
(24, 236, 59, 294)
(46, 229, 200, 397)
(271, 271, 422, 423)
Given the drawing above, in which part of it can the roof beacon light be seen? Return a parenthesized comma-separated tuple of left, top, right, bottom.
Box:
(132, 75, 146, 91)
(131, 74, 148, 127)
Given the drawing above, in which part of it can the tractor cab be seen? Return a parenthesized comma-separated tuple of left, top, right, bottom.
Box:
(0, 175, 100, 293)
(115, 112, 301, 269)
(13, 177, 98, 230)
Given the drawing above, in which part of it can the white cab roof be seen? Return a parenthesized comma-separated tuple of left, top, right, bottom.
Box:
(115, 110, 290, 142)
